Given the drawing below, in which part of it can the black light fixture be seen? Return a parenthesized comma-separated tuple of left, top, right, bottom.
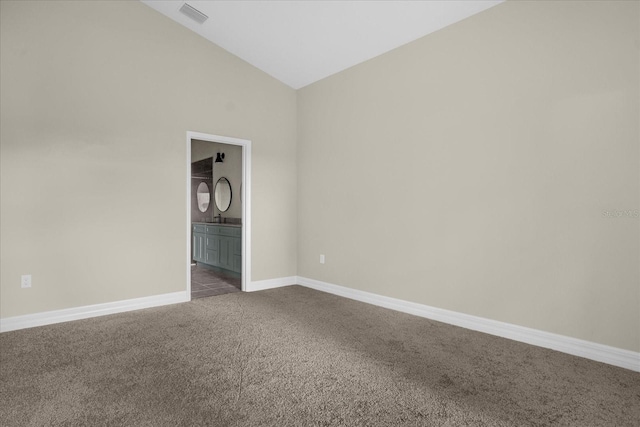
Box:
(215, 152, 225, 163)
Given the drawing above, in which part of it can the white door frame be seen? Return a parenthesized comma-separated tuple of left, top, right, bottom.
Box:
(186, 131, 251, 295)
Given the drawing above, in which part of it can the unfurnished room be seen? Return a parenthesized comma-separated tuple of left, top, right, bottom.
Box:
(0, 0, 639, 425)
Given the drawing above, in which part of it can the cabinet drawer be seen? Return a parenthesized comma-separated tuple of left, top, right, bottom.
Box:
(193, 224, 206, 233)
(206, 225, 241, 237)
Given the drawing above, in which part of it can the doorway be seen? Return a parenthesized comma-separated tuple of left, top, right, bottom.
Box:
(186, 131, 251, 299)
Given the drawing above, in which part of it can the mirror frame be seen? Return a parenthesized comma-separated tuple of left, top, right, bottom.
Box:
(214, 177, 232, 212)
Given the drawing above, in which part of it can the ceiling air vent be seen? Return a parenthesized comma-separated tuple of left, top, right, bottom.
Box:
(179, 3, 208, 24)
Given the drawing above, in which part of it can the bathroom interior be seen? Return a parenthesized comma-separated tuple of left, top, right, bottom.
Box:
(191, 139, 242, 299)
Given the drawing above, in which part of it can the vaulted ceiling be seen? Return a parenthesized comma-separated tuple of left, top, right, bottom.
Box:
(141, 1, 503, 89)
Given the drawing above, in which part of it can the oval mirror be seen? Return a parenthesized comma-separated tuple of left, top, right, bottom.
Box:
(196, 182, 210, 213)
(214, 177, 232, 212)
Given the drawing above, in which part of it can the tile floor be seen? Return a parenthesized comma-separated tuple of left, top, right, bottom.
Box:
(191, 264, 241, 299)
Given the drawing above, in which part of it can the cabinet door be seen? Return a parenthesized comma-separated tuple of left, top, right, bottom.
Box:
(205, 234, 220, 266)
(231, 237, 242, 273)
(193, 232, 206, 262)
(233, 237, 242, 256)
(218, 236, 234, 270)
(232, 255, 242, 273)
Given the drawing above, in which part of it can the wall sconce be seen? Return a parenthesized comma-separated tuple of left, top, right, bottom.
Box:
(215, 153, 225, 163)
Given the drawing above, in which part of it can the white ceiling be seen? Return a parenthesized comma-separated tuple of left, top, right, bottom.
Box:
(141, 0, 504, 89)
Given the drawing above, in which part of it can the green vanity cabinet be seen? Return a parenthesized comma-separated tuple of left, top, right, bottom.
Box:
(205, 234, 219, 266)
(217, 236, 234, 271)
(192, 224, 207, 263)
(193, 223, 241, 274)
(232, 238, 242, 272)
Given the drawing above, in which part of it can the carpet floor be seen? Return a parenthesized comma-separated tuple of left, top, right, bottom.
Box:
(1, 285, 638, 426)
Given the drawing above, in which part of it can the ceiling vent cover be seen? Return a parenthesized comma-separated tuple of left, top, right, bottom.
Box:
(179, 3, 208, 24)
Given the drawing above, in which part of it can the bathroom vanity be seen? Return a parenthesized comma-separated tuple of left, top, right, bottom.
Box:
(192, 223, 241, 274)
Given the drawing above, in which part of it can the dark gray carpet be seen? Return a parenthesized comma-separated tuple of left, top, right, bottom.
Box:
(1, 285, 638, 426)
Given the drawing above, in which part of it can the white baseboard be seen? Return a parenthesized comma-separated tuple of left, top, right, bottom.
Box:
(4, 276, 637, 372)
(0, 291, 189, 333)
(296, 276, 640, 372)
(0, 275, 293, 332)
(247, 276, 297, 292)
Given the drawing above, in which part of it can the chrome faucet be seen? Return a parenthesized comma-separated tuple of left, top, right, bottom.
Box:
(216, 214, 222, 223)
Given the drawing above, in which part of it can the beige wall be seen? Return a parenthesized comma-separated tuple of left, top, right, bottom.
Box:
(0, 1, 297, 317)
(297, 1, 639, 351)
(2, 0, 637, 354)
(191, 140, 243, 220)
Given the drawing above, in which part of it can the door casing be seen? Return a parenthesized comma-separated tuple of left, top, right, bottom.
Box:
(186, 131, 251, 295)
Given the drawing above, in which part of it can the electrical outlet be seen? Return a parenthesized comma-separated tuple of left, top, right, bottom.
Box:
(320, 254, 325, 264)
(21, 274, 32, 288)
